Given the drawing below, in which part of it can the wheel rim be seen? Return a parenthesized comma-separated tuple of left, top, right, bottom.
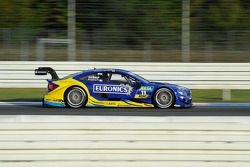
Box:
(155, 89, 173, 108)
(67, 88, 86, 107)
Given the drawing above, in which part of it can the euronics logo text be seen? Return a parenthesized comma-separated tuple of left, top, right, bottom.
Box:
(93, 84, 129, 94)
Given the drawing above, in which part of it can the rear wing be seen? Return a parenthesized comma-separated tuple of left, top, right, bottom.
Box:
(35, 67, 59, 80)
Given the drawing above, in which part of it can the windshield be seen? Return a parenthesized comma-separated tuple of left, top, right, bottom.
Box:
(128, 71, 150, 83)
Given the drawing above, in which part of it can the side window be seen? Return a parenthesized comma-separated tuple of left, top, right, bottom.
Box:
(80, 73, 110, 82)
(110, 73, 128, 84)
(126, 76, 137, 85)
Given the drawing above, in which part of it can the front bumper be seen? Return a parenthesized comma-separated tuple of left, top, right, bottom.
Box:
(175, 94, 192, 108)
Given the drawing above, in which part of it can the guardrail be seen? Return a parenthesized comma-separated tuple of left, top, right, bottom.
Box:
(0, 115, 249, 167)
(1, 61, 250, 99)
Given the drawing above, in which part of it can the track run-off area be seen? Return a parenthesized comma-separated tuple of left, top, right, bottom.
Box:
(0, 102, 250, 167)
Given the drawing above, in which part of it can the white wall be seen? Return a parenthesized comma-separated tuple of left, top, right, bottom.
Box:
(0, 115, 249, 167)
(1, 61, 250, 89)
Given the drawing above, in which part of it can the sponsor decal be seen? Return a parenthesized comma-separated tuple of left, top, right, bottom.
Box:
(135, 94, 149, 98)
(105, 101, 117, 105)
(139, 86, 154, 92)
(93, 84, 132, 95)
(48, 99, 64, 103)
(135, 90, 149, 98)
(87, 75, 99, 81)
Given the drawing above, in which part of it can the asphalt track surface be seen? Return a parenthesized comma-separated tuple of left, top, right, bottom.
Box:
(0, 104, 250, 116)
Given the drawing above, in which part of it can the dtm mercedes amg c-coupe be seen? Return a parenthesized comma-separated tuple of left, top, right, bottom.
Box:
(35, 67, 192, 108)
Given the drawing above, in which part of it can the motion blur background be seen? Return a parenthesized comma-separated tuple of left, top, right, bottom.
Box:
(1, 0, 250, 62)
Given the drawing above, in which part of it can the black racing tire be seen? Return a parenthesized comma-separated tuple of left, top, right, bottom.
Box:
(153, 88, 175, 109)
(64, 87, 87, 108)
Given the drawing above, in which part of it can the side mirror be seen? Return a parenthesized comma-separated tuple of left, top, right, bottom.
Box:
(135, 81, 141, 89)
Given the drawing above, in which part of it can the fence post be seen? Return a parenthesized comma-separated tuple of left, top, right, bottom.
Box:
(223, 89, 231, 101)
(20, 41, 29, 61)
(68, 0, 76, 61)
(182, 0, 190, 62)
(82, 41, 91, 61)
(144, 42, 151, 61)
(205, 41, 213, 62)
(36, 39, 44, 61)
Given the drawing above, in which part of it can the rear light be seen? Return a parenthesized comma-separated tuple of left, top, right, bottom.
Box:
(48, 83, 58, 92)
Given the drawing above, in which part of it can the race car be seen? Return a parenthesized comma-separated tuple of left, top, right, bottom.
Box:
(35, 67, 192, 108)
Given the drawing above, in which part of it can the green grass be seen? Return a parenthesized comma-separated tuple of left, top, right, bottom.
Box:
(192, 90, 250, 102)
(1, 88, 250, 102)
(192, 90, 223, 102)
(0, 88, 46, 102)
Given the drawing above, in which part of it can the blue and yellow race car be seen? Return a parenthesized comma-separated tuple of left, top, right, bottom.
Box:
(35, 67, 192, 108)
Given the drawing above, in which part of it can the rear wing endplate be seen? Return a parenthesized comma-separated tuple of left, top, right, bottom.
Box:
(35, 67, 59, 80)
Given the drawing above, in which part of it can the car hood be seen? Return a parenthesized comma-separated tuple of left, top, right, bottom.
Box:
(149, 81, 189, 90)
(150, 81, 177, 87)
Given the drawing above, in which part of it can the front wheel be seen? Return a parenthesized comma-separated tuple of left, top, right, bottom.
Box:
(65, 87, 87, 108)
(153, 88, 175, 108)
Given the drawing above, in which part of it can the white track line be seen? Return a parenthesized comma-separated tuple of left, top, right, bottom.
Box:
(0, 102, 42, 106)
(194, 102, 250, 107)
(1, 102, 250, 107)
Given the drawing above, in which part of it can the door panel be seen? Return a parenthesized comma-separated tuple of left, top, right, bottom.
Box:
(79, 72, 141, 101)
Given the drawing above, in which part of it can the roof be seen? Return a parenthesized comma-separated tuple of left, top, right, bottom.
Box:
(87, 68, 130, 73)
(72, 68, 130, 79)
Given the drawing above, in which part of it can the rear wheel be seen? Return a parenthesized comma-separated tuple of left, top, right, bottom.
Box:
(65, 87, 87, 108)
(154, 88, 175, 108)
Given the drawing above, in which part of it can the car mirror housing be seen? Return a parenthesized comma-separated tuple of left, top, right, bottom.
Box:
(135, 81, 141, 89)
